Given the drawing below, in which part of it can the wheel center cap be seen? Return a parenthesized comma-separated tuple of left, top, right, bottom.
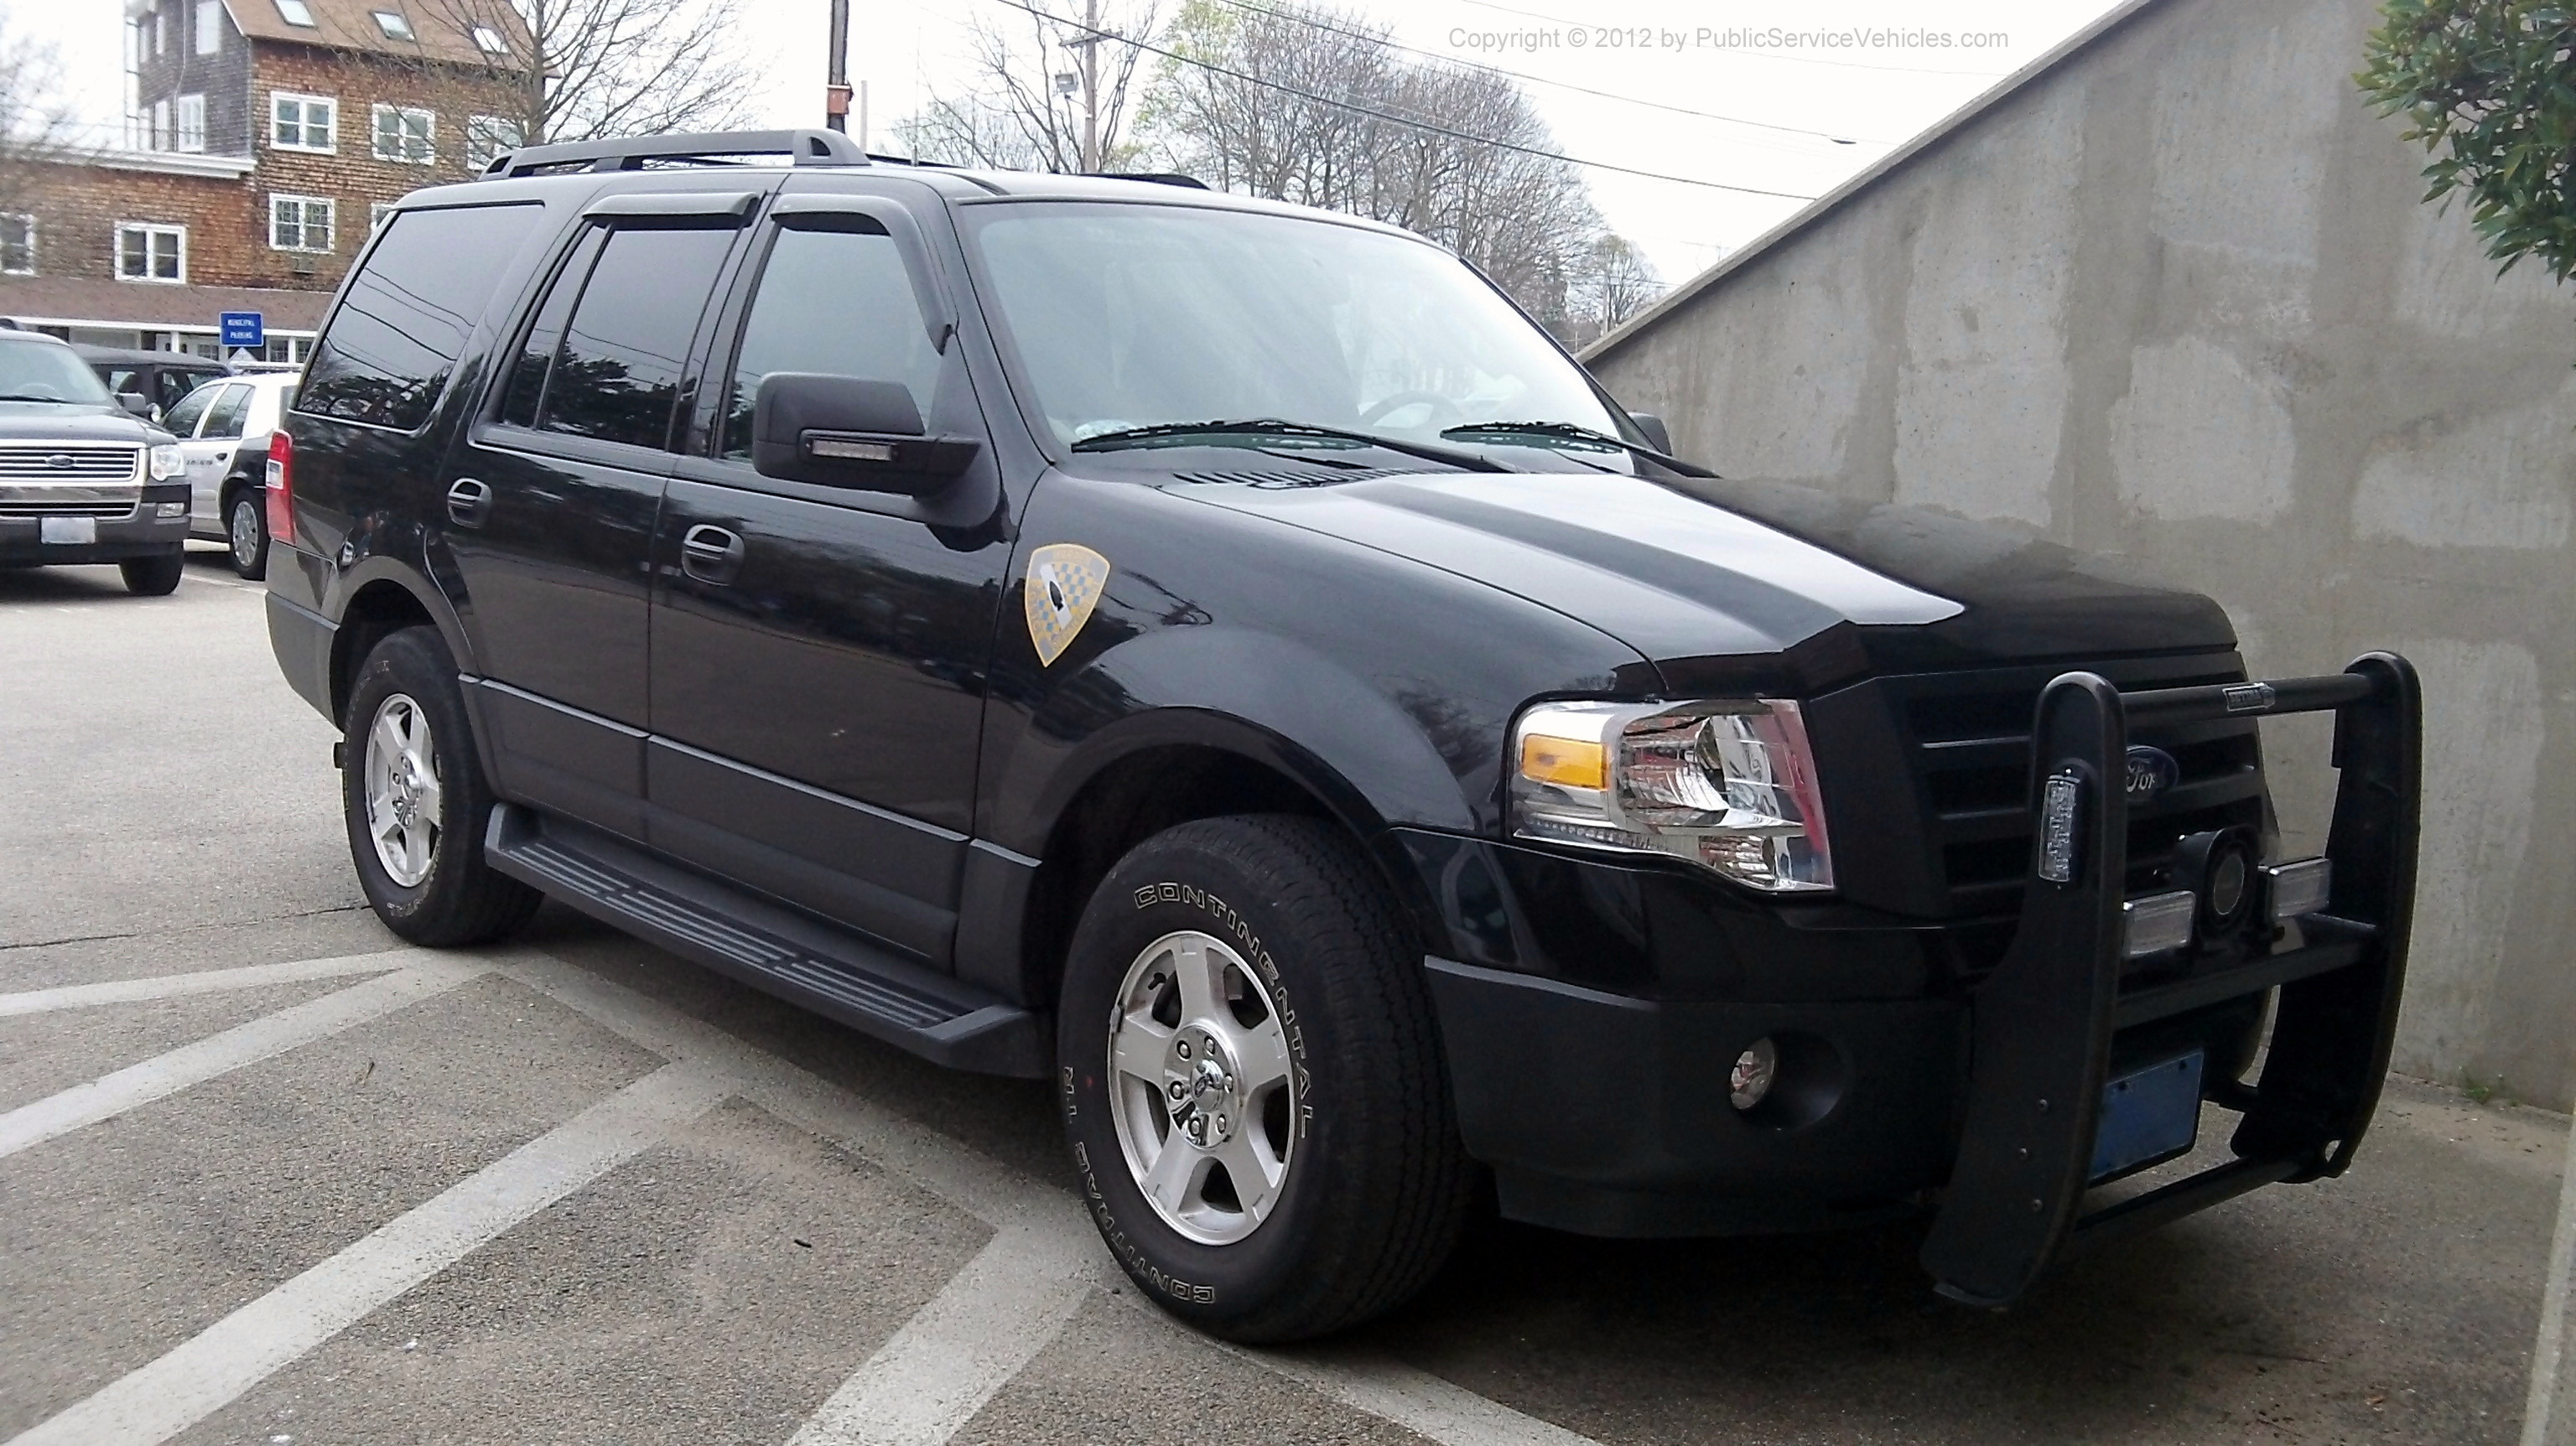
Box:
(1165, 1025, 1239, 1148)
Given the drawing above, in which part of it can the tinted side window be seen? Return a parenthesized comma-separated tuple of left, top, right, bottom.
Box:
(722, 220, 943, 460)
(299, 203, 543, 431)
(536, 225, 735, 450)
(201, 383, 254, 439)
(161, 383, 217, 437)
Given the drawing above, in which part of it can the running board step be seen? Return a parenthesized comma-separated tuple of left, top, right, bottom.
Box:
(485, 804, 1046, 1076)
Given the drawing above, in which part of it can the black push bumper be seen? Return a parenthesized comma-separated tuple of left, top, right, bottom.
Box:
(1919, 653, 2421, 1304)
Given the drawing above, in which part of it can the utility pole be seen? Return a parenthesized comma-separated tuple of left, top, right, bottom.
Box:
(824, 0, 852, 134)
(1062, 0, 1103, 173)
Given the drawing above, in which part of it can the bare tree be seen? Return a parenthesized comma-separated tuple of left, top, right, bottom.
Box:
(1140, 0, 1616, 339)
(898, 0, 1162, 172)
(1561, 234, 1665, 347)
(399, 0, 761, 153)
(0, 18, 74, 220)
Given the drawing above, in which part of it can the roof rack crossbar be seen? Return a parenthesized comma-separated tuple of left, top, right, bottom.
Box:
(481, 128, 870, 179)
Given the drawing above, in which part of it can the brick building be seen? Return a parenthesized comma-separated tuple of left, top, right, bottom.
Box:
(0, 0, 526, 360)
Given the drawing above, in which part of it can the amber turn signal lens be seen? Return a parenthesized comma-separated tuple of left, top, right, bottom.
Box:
(1519, 733, 1607, 790)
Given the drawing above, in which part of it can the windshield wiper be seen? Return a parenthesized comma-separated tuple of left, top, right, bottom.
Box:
(0, 393, 79, 404)
(1072, 417, 1507, 473)
(1441, 420, 1716, 477)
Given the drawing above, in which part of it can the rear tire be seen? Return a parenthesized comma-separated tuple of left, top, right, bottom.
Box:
(119, 550, 183, 596)
(226, 490, 268, 579)
(1058, 814, 1472, 1342)
(341, 626, 542, 946)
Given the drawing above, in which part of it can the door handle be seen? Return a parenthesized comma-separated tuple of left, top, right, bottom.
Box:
(445, 477, 493, 528)
(680, 524, 745, 585)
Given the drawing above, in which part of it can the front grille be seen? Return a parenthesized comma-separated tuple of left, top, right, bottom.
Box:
(0, 446, 141, 481)
(0, 500, 137, 519)
(1813, 653, 2267, 921)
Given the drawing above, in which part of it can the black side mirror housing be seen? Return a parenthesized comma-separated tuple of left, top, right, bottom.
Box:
(751, 372, 979, 495)
(1628, 411, 1673, 456)
(117, 391, 153, 418)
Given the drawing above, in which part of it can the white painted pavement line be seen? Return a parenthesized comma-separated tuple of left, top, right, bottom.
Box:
(0, 949, 428, 1018)
(2522, 1110, 2576, 1446)
(0, 960, 485, 1160)
(786, 1220, 1099, 1446)
(4, 1058, 733, 1446)
(499, 951, 1606, 1446)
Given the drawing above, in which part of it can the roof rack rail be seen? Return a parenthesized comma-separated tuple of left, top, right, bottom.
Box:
(1093, 172, 1208, 189)
(480, 128, 869, 179)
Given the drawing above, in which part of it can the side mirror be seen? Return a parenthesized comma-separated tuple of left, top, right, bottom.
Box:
(752, 372, 979, 495)
(117, 391, 153, 418)
(1628, 411, 1673, 456)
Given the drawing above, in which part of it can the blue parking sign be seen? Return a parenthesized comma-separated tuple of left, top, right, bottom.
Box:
(219, 311, 264, 350)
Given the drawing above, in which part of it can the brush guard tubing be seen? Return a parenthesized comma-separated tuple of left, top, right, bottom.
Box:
(1919, 652, 2422, 1307)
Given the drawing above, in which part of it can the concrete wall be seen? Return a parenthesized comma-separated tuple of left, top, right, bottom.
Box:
(1587, 0, 2576, 1108)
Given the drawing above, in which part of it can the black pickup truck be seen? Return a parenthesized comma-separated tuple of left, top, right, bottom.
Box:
(262, 129, 2420, 1343)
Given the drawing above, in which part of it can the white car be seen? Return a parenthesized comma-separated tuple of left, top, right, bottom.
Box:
(162, 371, 298, 578)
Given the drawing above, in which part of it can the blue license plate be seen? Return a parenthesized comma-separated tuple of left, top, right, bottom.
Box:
(2089, 1050, 2205, 1182)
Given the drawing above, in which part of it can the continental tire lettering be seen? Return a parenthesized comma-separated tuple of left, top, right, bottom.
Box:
(1127, 884, 1317, 1150)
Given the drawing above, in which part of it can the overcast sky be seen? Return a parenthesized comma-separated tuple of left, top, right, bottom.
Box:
(23, 0, 2125, 288)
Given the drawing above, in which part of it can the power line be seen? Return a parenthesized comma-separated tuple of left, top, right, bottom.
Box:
(989, 0, 1819, 201)
(1450, 0, 2017, 80)
(1202, 0, 1885, 146)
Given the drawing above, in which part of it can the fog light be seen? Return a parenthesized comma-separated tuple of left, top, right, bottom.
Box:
(2123, 890, 2196, 958)
(1729, 1038, 1778, 1111)
(154, 500, 187, 518)
(2264, 858, 2332, 921)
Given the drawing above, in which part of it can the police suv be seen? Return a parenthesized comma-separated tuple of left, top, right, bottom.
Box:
(262, 130, 2421, 1342)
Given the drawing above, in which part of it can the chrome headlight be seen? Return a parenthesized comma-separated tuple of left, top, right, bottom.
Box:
(1510, 699, 1836, 893)
(148, 443, 184, 479)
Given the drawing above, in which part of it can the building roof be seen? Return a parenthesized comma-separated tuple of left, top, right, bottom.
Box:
(219, 0, 529, 69)
(0, 277, 331, 334)
(1580, 0, 2172, 365)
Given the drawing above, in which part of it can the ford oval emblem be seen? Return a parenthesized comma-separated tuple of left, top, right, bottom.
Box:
(2125, 745, 2180, 804)
(45, 453, 73, 469)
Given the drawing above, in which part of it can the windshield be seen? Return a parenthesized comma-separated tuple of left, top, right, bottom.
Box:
(961, 202, 1632, 455)
(0, 341, 113, 406)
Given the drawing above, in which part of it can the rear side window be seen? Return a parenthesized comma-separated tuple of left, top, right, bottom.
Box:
(299, 203, 543, 431)
(517, 225, 735, 450)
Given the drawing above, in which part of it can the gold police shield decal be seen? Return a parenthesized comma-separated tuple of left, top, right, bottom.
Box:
(1024, 543, 1110, 667)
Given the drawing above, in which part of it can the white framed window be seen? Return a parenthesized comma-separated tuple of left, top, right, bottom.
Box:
(0, 215, 33, 275)
(271, 92, 335, 152)
(115, 223, 186, 283)
(150, 99, 170, 151)
(370, 201, 396, 234)
(465, 114, 522, 171)
(195, 0, 223, 54)
(471, 24, 508, 54)
(175, 94, 205, 153)
(372, 10, 413, 39)
(371, 104, 434, 164)
(274, 0, 315, 27)
(153, 5, 169, 55)
(270, 194, 335, 252)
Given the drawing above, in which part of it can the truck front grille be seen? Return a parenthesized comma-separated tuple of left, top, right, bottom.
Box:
(1811, 653, 2267, 921)
(0, 446, 142, 481)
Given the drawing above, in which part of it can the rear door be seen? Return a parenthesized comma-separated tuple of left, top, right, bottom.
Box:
(184, 381, 253, 530)
(449, 189, 760, 838)
(645, 187, 1009, 963)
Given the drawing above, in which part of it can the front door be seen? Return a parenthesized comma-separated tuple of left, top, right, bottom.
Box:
(448, 207, 750, 838)
(647, 192, 1010, 964)
(184, 381, 252, 531)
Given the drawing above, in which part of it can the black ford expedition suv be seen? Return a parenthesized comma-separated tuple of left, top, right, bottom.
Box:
(264, 130, 2421, 1341)
(0, 329, 191, 594)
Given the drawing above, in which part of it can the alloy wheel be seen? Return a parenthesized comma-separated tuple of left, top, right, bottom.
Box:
(1106, 930, 1297, 1245)
(362, 692, 444, 888)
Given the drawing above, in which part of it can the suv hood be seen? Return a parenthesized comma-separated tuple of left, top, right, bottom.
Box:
(0, 402, 164, 443)
(1176, 469, 2235, 693)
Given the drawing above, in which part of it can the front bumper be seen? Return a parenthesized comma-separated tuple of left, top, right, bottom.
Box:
(1405, 654, 2420, 1303)
(0, 489, 190, 565)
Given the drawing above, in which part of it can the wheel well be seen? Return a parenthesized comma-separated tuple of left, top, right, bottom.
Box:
(217, 473, 257, 516)
(330, 582, 439, 726)
(1021, 745, 1368, 1012)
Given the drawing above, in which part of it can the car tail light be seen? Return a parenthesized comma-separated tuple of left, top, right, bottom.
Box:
(264, 428, 294, 547)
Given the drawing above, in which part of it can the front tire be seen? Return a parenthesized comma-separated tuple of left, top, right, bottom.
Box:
(226, 490, 268, 579)
(341, 626, 541, 946)
(119, 550, 183, 595)
(1059, 815, 1472, 1342)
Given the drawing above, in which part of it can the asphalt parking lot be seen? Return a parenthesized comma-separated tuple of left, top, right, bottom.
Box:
(3, 549, 2571, 1446)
